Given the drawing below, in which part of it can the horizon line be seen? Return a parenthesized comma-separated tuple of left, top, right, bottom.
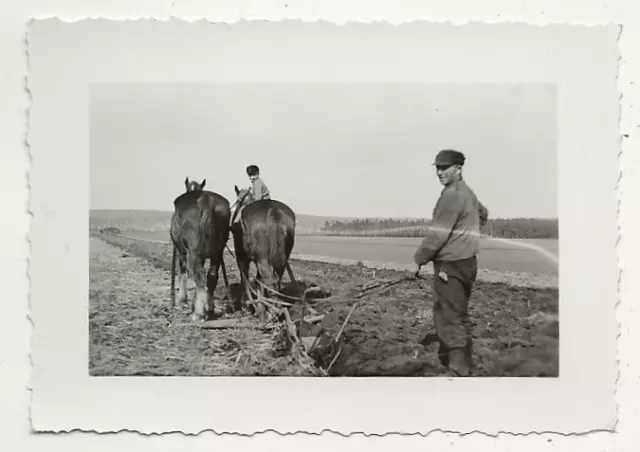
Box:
(89, 208, 559, 222)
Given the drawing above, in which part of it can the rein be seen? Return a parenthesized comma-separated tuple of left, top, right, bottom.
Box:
(229, 190, 251, 227)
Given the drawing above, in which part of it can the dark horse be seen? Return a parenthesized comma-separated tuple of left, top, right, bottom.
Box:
(231, 185, 296, 318)
(170, 177, 231, 322)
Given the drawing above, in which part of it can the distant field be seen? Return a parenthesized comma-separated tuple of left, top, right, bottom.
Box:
(117, 229, 558, 277)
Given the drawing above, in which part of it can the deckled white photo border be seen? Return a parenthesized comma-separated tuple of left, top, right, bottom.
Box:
(27, 18, 620, 435)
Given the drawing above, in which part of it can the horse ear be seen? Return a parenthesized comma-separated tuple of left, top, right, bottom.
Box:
(234, 184, 239, 195)
(201, 179, 206, 189)
(184, 177, 189, 188)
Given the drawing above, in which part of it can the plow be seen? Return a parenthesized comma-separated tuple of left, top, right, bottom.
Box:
(174, 241, 426, 376)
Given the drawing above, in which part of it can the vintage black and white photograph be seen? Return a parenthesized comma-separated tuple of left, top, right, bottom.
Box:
(27, 19, 619, 434)
(88, 82, 559, 378)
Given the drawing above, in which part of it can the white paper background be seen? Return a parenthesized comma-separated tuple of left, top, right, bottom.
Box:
(1, 0, 639, 451)
(27, 18, 617, 435)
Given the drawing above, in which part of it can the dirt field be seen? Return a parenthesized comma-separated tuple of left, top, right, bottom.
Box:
(89, 233, 559, 377)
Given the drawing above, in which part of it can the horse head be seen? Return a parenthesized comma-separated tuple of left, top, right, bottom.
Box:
(185, 177, 206, 193)
(234, 184, 254, 207)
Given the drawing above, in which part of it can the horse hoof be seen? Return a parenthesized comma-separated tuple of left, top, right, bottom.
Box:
(256, 304, 267, 323)
(205, 310, 217, 321)
(190, 313, 205, 323)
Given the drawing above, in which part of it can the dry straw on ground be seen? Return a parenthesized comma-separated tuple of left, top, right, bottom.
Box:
(89, 233, 559, 377)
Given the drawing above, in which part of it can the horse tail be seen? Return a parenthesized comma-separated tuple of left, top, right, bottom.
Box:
(198, 192, 217, 255)
(170, 243, 177, 305)
(266, 207, 287, 275)
(198, 196, 216, 252)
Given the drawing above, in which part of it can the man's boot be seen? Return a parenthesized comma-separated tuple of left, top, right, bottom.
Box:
(448, 348, 471, 377)
(465, 339, 474, 372)
(437, 342, 450, 367)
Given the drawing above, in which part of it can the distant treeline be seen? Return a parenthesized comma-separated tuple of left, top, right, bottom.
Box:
(89, 210, 558, 239)
(319, 217, 558, 239)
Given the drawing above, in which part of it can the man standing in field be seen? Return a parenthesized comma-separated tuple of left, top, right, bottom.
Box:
(412, 149, 488, 377)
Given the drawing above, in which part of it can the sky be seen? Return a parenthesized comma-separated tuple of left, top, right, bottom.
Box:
(89, 82, 557, 219)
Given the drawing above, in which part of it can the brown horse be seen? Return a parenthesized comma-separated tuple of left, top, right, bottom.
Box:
(170, 177, 231, 322)
(231, 185, 296, 317)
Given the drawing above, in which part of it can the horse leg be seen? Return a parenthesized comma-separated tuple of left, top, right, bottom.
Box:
(218, 255, 233, 309)
(184, 252, 197, 314)
(231, 227, 252, 308)
(220, 259, 230, 289)
(206, 257, 222, 320)
(238, 257, 253, 307)
(218, 237, 230, 290)
(190, 253, 207, 323)
(170, 244, 177, 307)
(273, 261, 288, 293)
(256, 267, 264, 296)
(285, 262, 297, 286)
(255, 259, 276, 323)
(176, 252, 189, 307)
(255, 262, 268, 302)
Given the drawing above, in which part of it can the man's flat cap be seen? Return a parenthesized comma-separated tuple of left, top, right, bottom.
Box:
(434, 149, 466, 166)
